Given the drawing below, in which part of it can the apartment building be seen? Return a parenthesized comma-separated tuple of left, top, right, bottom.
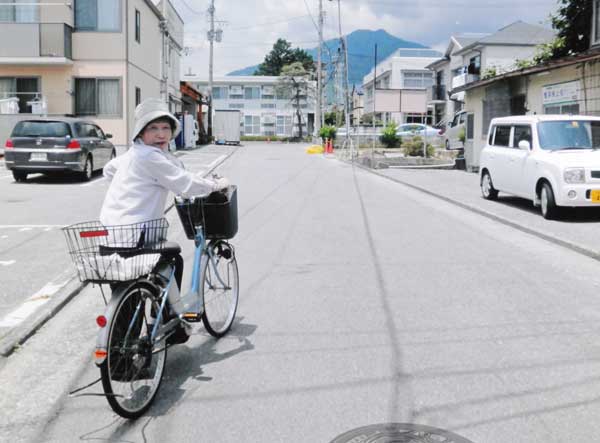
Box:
(361, 48, 443, 125)
(185, 76, 316, 138)
(426, 21, 555, 126)
(0, 0, 183, 148)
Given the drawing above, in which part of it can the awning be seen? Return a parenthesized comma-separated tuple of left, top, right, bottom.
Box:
(450, 91, 465, 102)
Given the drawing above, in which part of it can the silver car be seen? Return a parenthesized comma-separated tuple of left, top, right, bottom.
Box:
(4, 118, 116, 182)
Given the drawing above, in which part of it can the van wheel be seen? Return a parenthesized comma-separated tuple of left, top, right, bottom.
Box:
(80, 156, 93, 182)
(12, 170, 27, 182)
(540, 183, 559, 220)
(481, 171, 498, 200)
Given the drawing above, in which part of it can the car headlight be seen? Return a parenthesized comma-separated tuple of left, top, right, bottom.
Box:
(563, 167, 586, 184)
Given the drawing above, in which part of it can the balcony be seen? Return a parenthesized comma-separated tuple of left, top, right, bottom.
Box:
(0, 23, 73, 63)
(451, 73, 480, 90)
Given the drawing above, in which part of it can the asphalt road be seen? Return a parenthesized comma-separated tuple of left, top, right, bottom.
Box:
(3, 142, 600, 443)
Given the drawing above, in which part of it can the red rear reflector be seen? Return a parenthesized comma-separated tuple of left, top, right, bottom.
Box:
(67, 139, 81, 149)
(96, 315, 107, 328)
(79, 230, 108, 238)
(94, 349, 108, 359)
(5, 139, 13, 148)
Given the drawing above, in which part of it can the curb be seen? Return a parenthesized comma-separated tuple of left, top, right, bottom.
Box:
(351, 161, 600, 263)
(0, 275, 86, 357)
(0, 147, 239, 358)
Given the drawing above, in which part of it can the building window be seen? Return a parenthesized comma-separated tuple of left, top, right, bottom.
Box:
(212, 87, 228, 99)
(135, 9, 141, 43)
(135, 87, 141, 106)
(276, 115, 292, 135)
(244, 87, 260, 100)
(229, 103, 244, 109)
(0, 0, 39, 22)
(0, 77, 40, 113)
(468, 55, 481, 75)
(244, 115, 260, 135)
(261, 103, 276, 109)
(544, 103, 580, 115)
(74, 78, 121, 116)
(75, 0, 121, 32)
(403, 72, 433, 89)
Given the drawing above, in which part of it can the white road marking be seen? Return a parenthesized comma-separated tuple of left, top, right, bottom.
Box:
(0, 225, 63, 229)
(0, 279, 70, 328)
(19, 228, 33, 232)
(1, 235, 8, 239)
(0, 260, 16, 266)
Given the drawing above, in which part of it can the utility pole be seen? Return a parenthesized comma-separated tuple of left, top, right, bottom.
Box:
(207, 0, 215, 140)
(315, 0, 323, 138)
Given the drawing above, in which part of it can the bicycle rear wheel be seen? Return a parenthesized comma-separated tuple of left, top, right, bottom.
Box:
(201, 242, 239, 338)
(100, 283, 167, 419)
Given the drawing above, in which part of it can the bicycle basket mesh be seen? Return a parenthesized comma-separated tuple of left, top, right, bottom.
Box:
(175, 185, 238, 240)
(62, 218, 169, 283)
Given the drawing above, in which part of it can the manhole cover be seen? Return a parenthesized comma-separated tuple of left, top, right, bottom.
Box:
(330, 423, 475, 443)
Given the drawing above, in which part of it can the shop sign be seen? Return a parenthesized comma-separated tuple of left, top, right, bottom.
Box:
(542, 80, 580, 105)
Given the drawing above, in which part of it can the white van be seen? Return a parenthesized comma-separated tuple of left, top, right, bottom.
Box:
(443, 110, 466, 150)
(479, 115, 600, 219)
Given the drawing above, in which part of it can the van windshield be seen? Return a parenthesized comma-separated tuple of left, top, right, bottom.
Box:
(12, 121, 71, 138)
(537, 120, 600, 150)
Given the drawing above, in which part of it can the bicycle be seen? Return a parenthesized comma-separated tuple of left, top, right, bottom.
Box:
(63, 186, 239, 419)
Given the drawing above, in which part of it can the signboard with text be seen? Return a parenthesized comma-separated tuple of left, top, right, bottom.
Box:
(542, 80, 580, 105)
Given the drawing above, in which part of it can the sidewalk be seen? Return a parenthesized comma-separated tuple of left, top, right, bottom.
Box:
(363, 166, 600, 261)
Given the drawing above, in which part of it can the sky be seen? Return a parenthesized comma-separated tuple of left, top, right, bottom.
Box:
(172, 0, 561, 80)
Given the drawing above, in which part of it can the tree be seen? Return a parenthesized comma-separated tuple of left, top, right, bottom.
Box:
(549, 0, 592, 59)
(255, 39, 315, 76)
(277, 62, 314, 139)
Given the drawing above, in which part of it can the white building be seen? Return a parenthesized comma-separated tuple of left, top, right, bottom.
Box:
(0, 0, 184, 148)
(185, 76, 315, 138)
(426, 21, 555, 126)
(361, 48, 443, 125)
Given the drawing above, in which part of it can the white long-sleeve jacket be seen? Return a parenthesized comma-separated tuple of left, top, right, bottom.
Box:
(99, 142, 216, 226)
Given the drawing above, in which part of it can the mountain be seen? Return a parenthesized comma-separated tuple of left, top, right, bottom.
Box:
(227, 29, 429, 86)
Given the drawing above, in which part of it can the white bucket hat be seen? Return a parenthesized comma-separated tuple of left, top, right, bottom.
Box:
(132, 98, 181, 142)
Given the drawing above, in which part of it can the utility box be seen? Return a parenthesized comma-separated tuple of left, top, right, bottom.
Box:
(213, 110, 241, 145)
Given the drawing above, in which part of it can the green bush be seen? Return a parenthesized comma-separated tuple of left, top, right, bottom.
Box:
(319, 125, 337, 142)
(240, 135, 282, 142)
(379, 123, 400, 149)
(458, 127, 466, 144)
(402, 136, 435, 157)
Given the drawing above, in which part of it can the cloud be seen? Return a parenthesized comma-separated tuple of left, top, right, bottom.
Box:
(175, 0, 558, 78)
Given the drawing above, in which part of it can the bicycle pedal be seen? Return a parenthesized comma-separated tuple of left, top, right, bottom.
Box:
(180, 312, 202, 323)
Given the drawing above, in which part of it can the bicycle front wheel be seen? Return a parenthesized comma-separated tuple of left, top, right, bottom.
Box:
(201, 242, 239, 338)
(100, 283, 167, 419)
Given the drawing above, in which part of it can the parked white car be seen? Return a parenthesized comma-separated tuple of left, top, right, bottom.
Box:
(479, 115, 600, 219)
(396, 123, 442, 140)
(443, 110, 467, 150)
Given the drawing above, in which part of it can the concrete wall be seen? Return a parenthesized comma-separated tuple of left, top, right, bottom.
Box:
(128, 0, 161, 83)
(483, 45, 537, 73)
(526, 64, 580, 114)
(128, 64, 161, 142)
(40, 4, 72, 25)
(464, 87, 486, 171)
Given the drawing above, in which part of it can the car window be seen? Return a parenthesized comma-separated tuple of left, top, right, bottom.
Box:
(82, 124, 98, 137)
(11, 121, 71, 138)
(94, 125, 105, 139)
(537, 120, 600, 150)
(493, 125, 511, 147)
(512, 125, 532, 148)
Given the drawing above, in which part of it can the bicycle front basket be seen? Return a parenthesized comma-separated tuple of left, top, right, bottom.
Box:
(62, 218, 169, 283)
(176, 185, 238, 240)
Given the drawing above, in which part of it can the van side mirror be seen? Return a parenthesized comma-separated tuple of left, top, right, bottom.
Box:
(105, 133, 113, 139)
(518, 140, 530, 150)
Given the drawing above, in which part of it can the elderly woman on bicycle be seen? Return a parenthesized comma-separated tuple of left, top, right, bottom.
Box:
(99, 98, 229, 343)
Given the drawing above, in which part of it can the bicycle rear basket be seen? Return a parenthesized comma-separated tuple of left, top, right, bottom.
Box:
(62, 218, 169, 283)
(176, 185, 238, 240)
